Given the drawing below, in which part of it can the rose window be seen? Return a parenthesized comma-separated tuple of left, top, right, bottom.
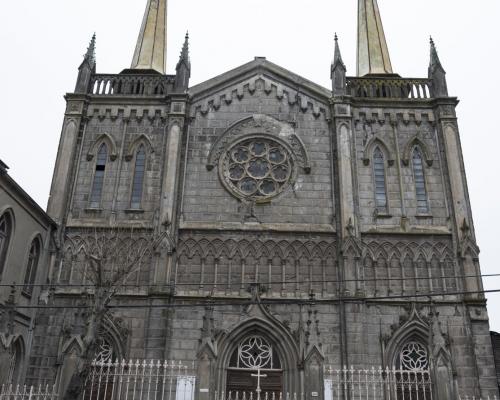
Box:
(399, 341, 429, 371)
(220, 138, 294, 201)
(229, 335, 281, 370)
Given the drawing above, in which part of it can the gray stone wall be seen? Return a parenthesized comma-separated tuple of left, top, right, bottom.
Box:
(182, 77, 334, 228)
(353, 108, 449, 231)
(69, 107, 168, 226)
(176, 231, 338, 297)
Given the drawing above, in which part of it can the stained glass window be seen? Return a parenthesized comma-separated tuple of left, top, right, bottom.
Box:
(222, 138, 293, 201)
(373, 147, 388, 212)
(130, 145, 146, 209)
(412, 148, 429, 214)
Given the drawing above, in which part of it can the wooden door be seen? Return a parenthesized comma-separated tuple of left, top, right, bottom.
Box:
(226, 369, 282, 398)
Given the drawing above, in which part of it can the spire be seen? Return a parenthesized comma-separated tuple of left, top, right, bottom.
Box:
(131, 0, 168, 74)
(331, 34, 347, 96)
(428, 37, 448, 97)
(84, 33, 96, 68)
(332, 33, 346, 70)
(429, 36, 445, 72)
(75, 34, 96, 93)
(175, 32, 191, 92)
(357, 0, 393, 76)
(178, 31, 190, 69)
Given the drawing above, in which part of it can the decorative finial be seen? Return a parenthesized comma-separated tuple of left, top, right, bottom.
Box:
(332, 33, 345, 69)
(84, 33, 96, 66)
(428, 35, 447, 96)
(177, 31, 191, 69)
(429, 35, 443, 70)
(175, 31, 191, 91)
(181, 31, 190, 60)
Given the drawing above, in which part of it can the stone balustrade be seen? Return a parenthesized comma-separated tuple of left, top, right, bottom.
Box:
(346, 77, 433, 99)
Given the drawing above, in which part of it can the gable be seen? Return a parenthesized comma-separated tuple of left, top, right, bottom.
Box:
(188, 58, 331, 121)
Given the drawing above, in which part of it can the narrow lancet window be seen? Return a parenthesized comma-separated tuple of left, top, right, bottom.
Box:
(90, 144, 108, 208)
(0, 213, 12, 275)
(373, 147, 388, 212)
(23, 239, 41, 295)
(412, 148, 429, 214)
(130, 145, 146, 209)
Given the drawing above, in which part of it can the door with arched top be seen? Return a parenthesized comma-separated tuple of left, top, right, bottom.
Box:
(226, 335, 283, 398)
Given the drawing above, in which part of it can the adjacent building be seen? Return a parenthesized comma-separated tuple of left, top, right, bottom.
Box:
(0, 160, 56, 386)
(492, 332, 500, 391)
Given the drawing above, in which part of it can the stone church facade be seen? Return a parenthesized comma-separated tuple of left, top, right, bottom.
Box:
(9, 0, 498, 399)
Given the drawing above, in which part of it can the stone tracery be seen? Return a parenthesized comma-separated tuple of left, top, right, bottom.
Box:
(220, 137, 295, 202)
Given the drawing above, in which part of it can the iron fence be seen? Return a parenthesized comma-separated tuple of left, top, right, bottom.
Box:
(82, 359, 196, 400)
(0, 384, 58, 400)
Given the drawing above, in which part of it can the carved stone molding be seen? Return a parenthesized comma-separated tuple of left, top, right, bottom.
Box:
(206, 114, 311, 176)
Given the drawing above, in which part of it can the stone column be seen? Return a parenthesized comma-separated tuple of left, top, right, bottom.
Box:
(435, 102, 478, 296)
(47, 95, 87, 224)
(331, 98, 358, 375)
(333, 102, 357, 236)
(154, 98, 188, 285)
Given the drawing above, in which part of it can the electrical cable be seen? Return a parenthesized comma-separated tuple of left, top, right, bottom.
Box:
(1, 272, 499, 288)
(2, 288, 500, 310)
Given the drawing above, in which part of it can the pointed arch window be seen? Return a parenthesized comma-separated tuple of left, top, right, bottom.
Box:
(130, 145, 146, 209)
(23, 238, 41, 295)
(227, 335, 283, 397)
(412, 147, 429, 214)
(0, 212, 13, 276)
(89, 144, 108, 208)
(7, 339, 23, 384)
(373, 147, 388, 212)
(395, 341, 432, 400)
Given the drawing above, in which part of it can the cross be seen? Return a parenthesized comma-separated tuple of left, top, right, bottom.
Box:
(251, 369, 268, 399)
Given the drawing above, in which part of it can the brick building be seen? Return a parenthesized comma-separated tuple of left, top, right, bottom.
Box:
(5, 0, 498, 399)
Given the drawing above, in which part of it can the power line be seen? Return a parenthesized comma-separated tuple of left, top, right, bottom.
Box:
(1, 272, 499, 289)
(3, 288, 499, 310)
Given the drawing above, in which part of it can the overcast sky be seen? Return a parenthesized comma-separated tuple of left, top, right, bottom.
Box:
(1, 0, 499, 330)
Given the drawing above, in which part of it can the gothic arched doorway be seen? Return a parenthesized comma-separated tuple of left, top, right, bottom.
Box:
(226, 335, 283, 397)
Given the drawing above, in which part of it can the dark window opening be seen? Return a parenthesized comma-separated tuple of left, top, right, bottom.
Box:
(0, 213, 12, 276)
(130, 145, 146, 209)
(90, 144, 108, 208)
(23, 239, 41, 295)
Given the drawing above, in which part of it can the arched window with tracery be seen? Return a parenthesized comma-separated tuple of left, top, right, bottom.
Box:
(84, 333, 117, 400)
(7, 339, 23, 384)
(0, 212, 13, 276)
(130, 145, 146, 209)
(373, 147, 388, 213)
(89, 144, 108, 209)
(395, 341, 432, 400)
(23, 238, 41, 295)
(412, 147, 429, 214)
(227, 335, 282, 397)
